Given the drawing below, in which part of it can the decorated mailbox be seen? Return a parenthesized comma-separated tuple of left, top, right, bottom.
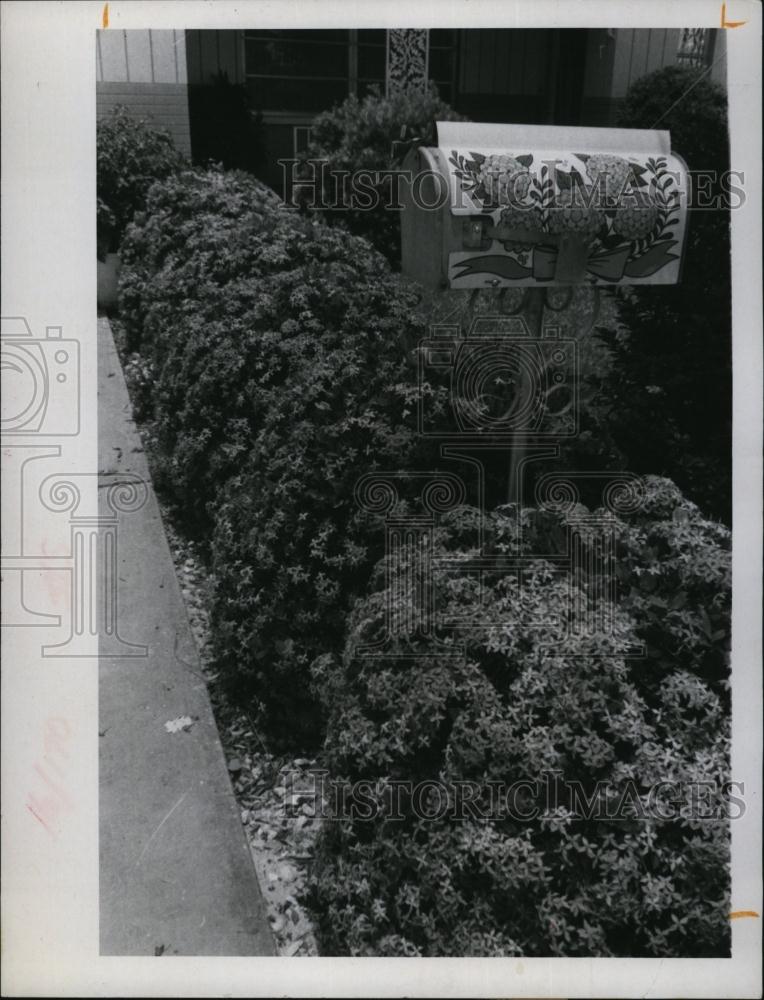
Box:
(401, 122, 689, 288)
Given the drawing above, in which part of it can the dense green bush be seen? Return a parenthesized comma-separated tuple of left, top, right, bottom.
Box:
(205, 228, 437, 745)
(118, 164, 281, 352)
(97, 106, 185, 259)
(310, 477, 731, 956)
(606, 67, 731, 522)
(303, 85, 466, 266)
(118, 164, 444, 743)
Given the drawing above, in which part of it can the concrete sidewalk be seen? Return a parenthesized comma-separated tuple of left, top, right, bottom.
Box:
(98, 317, 274, 956)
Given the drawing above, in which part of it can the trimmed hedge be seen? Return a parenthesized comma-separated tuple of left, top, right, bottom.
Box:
(119, 165, 440, 743)
(310, 477, 731, 956)
(119, 165, 281, 353)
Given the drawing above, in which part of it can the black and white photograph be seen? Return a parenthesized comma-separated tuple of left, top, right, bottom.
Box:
(1, 2, 761, 997)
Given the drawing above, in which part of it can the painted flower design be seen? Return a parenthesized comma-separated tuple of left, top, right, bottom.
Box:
(585, 153, 631, 201)
(498, 205, 543, 251)
(612, 201, 660, 239)
(499, 205, 543, 231)
(478, 154, 532, 205)
(546, 189, 604, 237)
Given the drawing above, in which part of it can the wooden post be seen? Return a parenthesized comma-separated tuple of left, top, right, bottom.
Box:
(508, 287, 545, 510)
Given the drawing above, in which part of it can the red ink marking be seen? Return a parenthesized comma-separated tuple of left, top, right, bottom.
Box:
(27, 802, 54, 835)
(27, 717, 73, 837)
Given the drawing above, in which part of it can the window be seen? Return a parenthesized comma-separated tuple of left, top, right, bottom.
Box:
(243, 29, 456, 114)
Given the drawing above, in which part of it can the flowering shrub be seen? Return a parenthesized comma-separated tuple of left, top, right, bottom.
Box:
(305, 85, 466, 265)
(97, 106, 185, 259)
(309, 479, 731, 956)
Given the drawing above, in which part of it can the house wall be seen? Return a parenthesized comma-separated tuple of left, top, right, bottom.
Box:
(581, 28, 726, 126)
(96, 30, 191, 156)
(185, 29, 245, 84)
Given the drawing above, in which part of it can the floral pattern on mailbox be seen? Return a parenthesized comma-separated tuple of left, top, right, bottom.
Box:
(444, 148, 688, 287)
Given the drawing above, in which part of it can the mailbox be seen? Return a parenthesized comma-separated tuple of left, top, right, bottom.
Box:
(401, 122, 689, 289)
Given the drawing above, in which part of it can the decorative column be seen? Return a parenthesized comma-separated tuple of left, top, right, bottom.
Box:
(386, 29, 429, 95)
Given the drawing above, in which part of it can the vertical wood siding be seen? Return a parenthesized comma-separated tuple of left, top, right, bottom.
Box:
(97, 30, 187, 85)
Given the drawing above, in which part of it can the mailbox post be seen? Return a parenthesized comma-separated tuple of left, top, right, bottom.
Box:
(401, 119, 690, 552)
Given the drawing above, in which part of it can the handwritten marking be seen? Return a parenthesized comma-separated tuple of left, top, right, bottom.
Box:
(27, 802, 54, 835)
(27, 717, 73, 837)
(730, 910, 760, 919)
(102, 3, 109, 29)
(721, 3, 747, 27)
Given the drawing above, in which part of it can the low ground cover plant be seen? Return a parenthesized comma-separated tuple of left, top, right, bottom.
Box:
(309, 478, 731, 957)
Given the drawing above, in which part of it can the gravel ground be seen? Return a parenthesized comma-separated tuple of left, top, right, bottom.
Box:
(161, 518, 323, 957)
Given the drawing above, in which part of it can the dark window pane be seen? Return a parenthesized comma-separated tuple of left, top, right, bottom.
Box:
(246, 39, 348, 77)
(429, 48, 453, 80)
(244, 29, 348, 43)
(247, 77, 349, 112)
(430, 29, 456, 47)
(358, 44, 386, 79)
(357, 29, 387, 46)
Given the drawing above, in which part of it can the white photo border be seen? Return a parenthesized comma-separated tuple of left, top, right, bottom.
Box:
(1, 1, 761, 996)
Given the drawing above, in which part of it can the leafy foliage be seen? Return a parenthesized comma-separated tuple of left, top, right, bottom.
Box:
(304, 85, 466, 266)
(606, 67, 732, 522)
(97, 106, 185, 258)
(117, 154, 732, 955)
(205, 228, 436, 745)
(118, 164, 440, 744)
(310, 478, 731, 956)
(118, 164, 281, 351)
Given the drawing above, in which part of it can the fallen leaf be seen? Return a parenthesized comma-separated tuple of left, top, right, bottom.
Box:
(164, 716, 194, 734)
